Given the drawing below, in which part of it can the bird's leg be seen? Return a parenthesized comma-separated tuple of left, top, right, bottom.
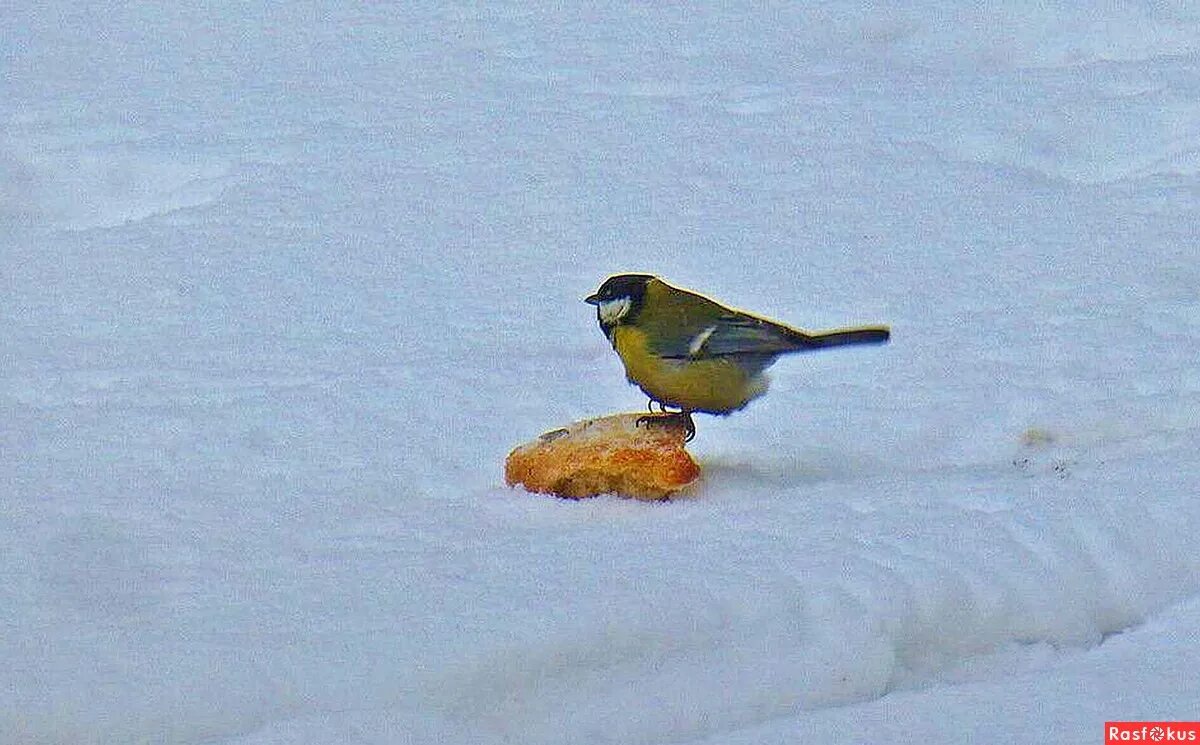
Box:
(637, 401, 661, 429)
(636, 404, 696, 442)
(638, 399, 667, 423)
(676, 410, 696, 442)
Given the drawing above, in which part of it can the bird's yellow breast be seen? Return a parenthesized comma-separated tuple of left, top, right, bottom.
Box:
(610, 325, 765, 414)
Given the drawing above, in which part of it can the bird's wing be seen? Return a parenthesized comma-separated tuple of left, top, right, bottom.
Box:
(640, 281, 817, 365)
(652, 312, 807, 361)
(692, 316, 890, 356)
(691, 315, 804, 358)
(642, 281, 889, 370)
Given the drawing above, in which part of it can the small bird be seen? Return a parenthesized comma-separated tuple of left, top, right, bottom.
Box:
(585, 274, 890, 439)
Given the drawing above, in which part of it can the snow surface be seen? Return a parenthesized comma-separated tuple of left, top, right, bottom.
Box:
(4, 3, 1200, 743)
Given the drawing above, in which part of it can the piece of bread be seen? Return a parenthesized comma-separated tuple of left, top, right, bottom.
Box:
(505, 413, 700, 500)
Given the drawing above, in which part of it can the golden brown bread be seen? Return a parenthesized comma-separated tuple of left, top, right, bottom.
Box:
(505, 413, 700, 500)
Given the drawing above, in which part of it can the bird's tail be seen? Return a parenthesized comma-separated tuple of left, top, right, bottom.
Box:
(794, 325, 890, 350)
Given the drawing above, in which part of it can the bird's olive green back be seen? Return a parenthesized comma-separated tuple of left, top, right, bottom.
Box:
(636, 279, 737, 356)
(638, 279, 811, 361)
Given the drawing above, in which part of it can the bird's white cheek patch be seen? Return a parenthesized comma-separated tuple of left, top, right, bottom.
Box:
(598, 297, 632, 325)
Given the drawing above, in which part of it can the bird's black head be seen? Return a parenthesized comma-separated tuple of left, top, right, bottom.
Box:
(584, 273, 655, 336)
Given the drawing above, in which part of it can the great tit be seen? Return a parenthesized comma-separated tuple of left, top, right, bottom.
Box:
(585, 274, 890, 438)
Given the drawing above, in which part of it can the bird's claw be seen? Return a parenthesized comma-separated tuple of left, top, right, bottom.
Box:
(636, 411, 696, 442)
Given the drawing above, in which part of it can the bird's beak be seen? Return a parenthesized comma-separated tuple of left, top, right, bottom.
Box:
(584, 293, 600, 305)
